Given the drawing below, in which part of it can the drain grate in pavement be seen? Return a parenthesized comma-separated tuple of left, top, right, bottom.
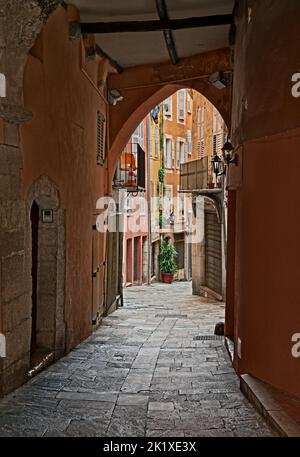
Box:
(155, 314, 188, 318)
(193, 335, 223, 341)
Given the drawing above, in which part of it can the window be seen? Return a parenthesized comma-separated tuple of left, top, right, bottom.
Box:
(213, 135, 217, 155)
(187, 129, 192, 154)
(177, 90, 185, 122)
(154, 126, 159, 159)
(97, 111, 106, 165)
(164, 185, 173, 218)
(197, 139, 204, 159)
(176, 140, 180, 169)
(164, 96, 172, 117)
(187, 93, 191, 113)
(126, 193, 133, 214)
(0, 73, 6, 98)
(176, 139, 185, 169)
(178, 190, 185, 218)
(165, 137, 173, 169)
(197, 106, 205, 159)
(132, 121, 144, 149)
(147, 116, 152, 157)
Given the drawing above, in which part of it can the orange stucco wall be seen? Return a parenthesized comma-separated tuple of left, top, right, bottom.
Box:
(20, 6, 108, 350)
(228, 0, 300, 397)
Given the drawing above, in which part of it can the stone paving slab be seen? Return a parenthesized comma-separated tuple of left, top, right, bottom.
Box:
(0, 282, 273, 437)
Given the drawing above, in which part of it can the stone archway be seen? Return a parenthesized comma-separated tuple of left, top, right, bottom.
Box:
(27, 175, 66, 370)
(107, 47, 232, 186)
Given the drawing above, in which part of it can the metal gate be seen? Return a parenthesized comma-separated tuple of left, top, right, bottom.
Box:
(204, 206, 222, 294)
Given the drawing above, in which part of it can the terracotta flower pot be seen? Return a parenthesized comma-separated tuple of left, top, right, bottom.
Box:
(161, 273, 174, 284)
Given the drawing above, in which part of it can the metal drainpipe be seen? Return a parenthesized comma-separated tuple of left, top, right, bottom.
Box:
(147, 115, 152, 285)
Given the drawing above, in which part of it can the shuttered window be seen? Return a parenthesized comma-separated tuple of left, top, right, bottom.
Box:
(154, 126, 159, 158)
(187, 129, 192, 154)
(97, 111, 106, 165)
(166, 137, 173, 169)
(187, 93, 191, 113)
(164, 96, 172, 117)
(177, 90, 185, 122)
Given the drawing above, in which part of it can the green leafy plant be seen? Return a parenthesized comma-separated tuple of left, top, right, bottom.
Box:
(159, 240, 178, 274)
(157, 213, 167, 228)
(158, 167, 166, 183)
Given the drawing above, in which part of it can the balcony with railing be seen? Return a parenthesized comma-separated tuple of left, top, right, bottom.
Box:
(113, 143, 146, 192)
(180, 156, 208, 191)
(180, 156, 222, 193)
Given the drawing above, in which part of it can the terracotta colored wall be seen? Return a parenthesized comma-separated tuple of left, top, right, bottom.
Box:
(20, 6, 108, 351)
(228, 0, 300, 396)
(191, 91, 227, 179)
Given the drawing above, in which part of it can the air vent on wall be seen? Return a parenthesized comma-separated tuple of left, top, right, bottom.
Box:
(97, 111, 106, 165)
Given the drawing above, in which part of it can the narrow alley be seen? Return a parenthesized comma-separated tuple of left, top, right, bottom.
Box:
(0, 283, 272, 437)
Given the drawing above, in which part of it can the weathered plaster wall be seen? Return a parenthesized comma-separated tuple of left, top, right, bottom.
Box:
(0, 0, 61, 396)
(21, 6, 108, 353)
(228, 0, 300, 397)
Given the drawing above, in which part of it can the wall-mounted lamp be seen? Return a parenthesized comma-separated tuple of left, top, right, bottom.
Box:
(222, 139, 238, 166)
(211, 154, 224, 177)
(169, 211, 176, 225)
(108, 89, 124, 106)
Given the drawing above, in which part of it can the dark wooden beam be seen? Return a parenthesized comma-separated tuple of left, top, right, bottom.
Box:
(80, 14, 233, 35)
(155, 0, 178, 65)
(95, 44, 123, 74)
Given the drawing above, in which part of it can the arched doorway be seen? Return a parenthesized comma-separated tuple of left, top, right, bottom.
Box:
(27, 176, 66, 373)
(108, 87, 229, 310)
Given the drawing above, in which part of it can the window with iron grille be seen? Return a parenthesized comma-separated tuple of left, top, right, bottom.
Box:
(97, 111, 106, 165)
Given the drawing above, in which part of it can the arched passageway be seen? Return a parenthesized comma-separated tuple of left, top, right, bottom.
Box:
(107, 48, 232, 186)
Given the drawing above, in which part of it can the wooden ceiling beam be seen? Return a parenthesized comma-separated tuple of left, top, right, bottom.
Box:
(80, 14, 233, 35)
(155, 0, 179, 65)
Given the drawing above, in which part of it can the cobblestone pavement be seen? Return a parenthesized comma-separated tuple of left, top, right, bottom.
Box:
(0, 282, 273, 437)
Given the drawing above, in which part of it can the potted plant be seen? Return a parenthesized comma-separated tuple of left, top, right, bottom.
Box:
(159, 239, 178, 284)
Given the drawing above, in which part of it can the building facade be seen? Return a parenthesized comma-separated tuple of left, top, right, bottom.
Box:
(148, 90, 195, 281)
(118, 119, 149, 287)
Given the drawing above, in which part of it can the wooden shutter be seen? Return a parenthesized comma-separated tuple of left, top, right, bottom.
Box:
(176, 139, 180, 169)
(171, 139, 175, 169)
(205, 205, 222, 294)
